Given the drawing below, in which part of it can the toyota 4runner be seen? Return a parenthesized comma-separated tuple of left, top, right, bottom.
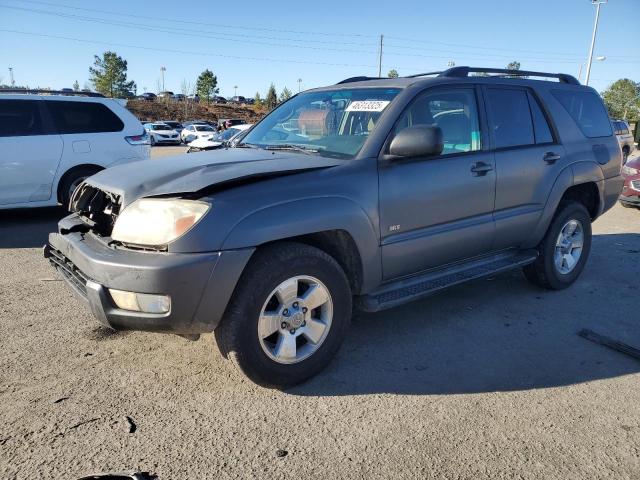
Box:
(45, 67, 624, 388)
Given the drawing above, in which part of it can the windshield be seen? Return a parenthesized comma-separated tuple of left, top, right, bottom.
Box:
(195, 125, 214, 132)
(152, 124, 171, 131)
(240, 87, 400, 158)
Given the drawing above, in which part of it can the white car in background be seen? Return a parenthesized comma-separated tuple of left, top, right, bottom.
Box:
(143, 122, 181, 146)
(180, 123, 217, 144)
(187, 124, 252, 152)
(0, 91, 150, 209)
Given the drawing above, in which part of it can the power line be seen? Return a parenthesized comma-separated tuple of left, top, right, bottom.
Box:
(0, 29, 380, 68)
(12, 0, 378, 38)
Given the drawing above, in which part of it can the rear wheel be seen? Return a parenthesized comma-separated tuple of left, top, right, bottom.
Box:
(623, 146, 630, 163)
(214, 242, 352, 388)
(58, 166, 101, 209)
(523, 202, 592, 290)
(150, 135, 156, 146)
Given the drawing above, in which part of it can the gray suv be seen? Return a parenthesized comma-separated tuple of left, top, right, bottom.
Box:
(45, 67, 624, 388)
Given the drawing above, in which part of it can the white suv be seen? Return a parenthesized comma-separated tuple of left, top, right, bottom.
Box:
(0, 91, 150, 209)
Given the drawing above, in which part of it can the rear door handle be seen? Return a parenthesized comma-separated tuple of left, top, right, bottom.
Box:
(543, 152, 561, 164)
(470, 161, 493, 176)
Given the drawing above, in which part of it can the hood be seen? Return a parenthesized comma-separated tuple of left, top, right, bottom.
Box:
(85, 148, 344, 207)
(190, 138, 222, 148)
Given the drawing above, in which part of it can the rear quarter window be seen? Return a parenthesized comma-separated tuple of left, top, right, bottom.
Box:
(551, 90, 612, 138)
(45, 100, 124, 134)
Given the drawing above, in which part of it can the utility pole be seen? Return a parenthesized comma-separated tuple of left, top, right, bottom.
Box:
(297, 78, 302, 93)
(160, 66, 166, 91)
(585, 0, 607, 86)
(377, 34, 384, 77)
(8, 67, 14, 86)
(234, 85, 238, 97)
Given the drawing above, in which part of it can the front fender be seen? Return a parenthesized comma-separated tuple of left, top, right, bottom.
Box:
(222, 196, 382, 292)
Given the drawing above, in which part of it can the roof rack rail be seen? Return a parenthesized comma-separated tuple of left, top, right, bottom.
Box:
(336, 76, 382, 84)
(0, 88, 106, 97)
(404, 71, 443, 78)
(419, 66, 580, 85)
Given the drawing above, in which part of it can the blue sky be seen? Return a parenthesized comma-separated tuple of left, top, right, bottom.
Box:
(0, 0, 638, 97)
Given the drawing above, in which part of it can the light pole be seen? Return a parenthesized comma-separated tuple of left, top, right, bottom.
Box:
(160, 66, 166, 92)
(8, 67, 14, 86)
(297, 78, 302, 93)
(578, 55, 605, 83)
(584, 0, 607, 86)
(234, 85, 238, 97)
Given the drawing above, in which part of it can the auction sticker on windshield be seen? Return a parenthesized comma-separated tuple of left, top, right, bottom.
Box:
(346, 100, 391, 112)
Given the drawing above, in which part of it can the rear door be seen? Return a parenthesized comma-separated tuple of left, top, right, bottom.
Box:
(379, 86, 496, 280)
(0, 98, 63, 205)
(484, 86, 565, 250)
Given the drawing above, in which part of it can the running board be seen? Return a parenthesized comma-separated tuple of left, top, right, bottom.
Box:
(359, 250, 538, 312)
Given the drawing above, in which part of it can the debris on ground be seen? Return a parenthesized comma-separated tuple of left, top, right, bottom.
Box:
(578, 329, 640, 361)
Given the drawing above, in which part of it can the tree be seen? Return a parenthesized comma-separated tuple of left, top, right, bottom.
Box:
(195, 69, 218, 103)
(89, 51, 136, 98)
(72, 80, 80, 91)
(279, 86, 292, 103)
(254, 91, 263, 107)
(506, 61, 521, 71)
(387, 69, 399, 78)
(602, 79, 640, 121)
(266, 83, 278, 109)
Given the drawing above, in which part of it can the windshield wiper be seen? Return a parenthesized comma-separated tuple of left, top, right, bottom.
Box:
(263, 144, 318, 155)
(236, 142, 259, 149)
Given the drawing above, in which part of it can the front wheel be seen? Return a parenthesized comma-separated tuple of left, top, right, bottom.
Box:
(523, 202, 592, 290)
(214, 242, 352, 388)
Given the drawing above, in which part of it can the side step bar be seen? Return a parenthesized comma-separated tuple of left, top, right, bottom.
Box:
(359, 250, 538, 312)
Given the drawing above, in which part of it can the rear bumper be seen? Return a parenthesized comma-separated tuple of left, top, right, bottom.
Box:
(45, 230, 253, 334)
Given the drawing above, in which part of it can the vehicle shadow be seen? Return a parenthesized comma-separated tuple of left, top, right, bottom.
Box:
(0, 207, 66, 249)
(290, 233, 640, 396)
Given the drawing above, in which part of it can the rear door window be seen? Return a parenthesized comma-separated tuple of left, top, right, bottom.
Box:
(485, 88, 535, 149)
(527, 92, 554, 144)
(551, 90, 612, 138)
(0, 99, 46, 137)
(45, 100, 124, 134)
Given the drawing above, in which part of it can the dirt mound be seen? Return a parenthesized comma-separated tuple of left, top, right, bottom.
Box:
(127, 99, 267, 124)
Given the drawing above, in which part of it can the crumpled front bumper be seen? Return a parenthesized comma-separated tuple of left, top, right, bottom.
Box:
(44, 224, 253, 334)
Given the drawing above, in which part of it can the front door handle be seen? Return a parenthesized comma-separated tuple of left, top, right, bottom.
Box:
(543, 152, 561, 164)
(470, 161, 493, 176)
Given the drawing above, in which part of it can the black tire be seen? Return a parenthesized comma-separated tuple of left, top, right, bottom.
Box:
(58, 166, 101, 209)
(523, 201, 592, 290)
(150, 135, 156, 146)
(214, 242, 352, 388)
(622, 146, 630, 163)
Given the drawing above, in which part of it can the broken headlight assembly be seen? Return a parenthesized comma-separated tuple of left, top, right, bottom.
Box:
(111, 198, 210, 247)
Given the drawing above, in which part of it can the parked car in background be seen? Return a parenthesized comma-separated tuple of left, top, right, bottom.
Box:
(159, 120, 184, 133)
(143, 122, 181, 146)
(0, 90, 149, 209)
(139, 92, 156, 101)
(612, 119, 634, 162)
(187, 124, 252, 152)
(229, 96, 247, 104)
(187, 94, 200, 103)
(213, 96, 227, 104)
(245, 98, 255, 105)
(158, 91, 174, 99)
(172, 94, 186, 101)
(218, 118, 245, 128)
(180, 123, 217, 143)
(620, 156, 640, 209)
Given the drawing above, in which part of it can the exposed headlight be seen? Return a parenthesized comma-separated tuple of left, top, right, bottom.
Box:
(112, 198, 210, 247)
(622, 165, 639, 176)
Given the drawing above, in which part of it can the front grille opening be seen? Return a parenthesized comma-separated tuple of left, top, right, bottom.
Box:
(46, 247, 89, 298)
(70, 184, 121, 237)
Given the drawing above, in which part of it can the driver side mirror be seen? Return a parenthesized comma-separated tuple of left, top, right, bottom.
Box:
(388, 125, 443, 159)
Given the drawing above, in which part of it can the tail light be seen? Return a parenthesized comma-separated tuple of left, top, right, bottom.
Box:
(125, 131, 150, 145)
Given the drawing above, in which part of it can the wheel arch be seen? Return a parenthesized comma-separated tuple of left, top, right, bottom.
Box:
(56, 163, 104, 203)
(221, 196, 381, 294)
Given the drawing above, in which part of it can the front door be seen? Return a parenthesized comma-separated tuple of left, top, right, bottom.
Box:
(0, 99, 63, 205)
(379, 86, 496, 280)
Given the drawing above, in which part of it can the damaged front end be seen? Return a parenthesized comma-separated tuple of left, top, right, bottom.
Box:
(67, 183, 122, 238)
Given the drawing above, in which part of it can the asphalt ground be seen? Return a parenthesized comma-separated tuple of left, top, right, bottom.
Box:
(0, 149, 639, 479)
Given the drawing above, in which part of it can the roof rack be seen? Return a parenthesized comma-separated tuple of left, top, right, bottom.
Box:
(407, 66, 580, 85)
(336, 76, 382, 84)
(0, 88, 105, 97)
